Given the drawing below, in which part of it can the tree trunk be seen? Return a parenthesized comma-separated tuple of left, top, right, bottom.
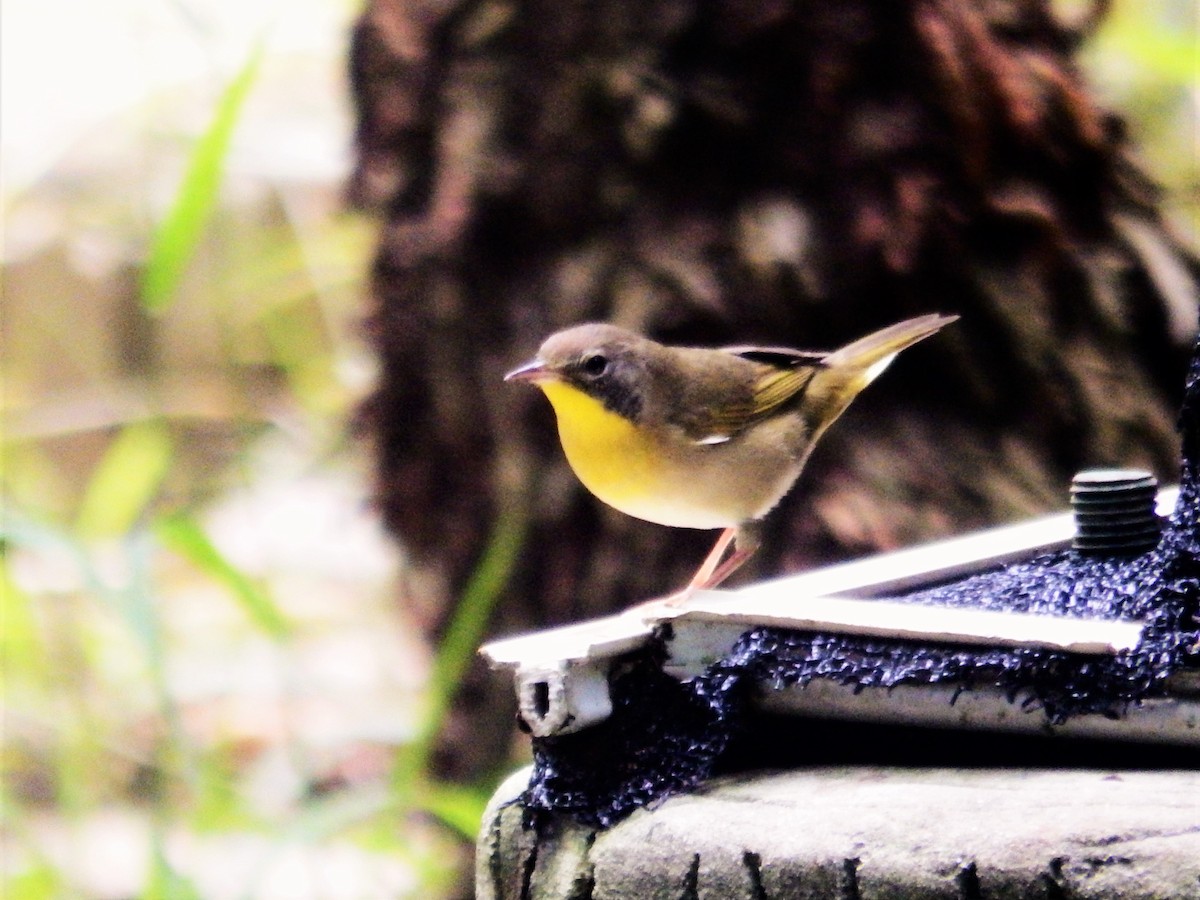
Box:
(348, 0, 1198, 781)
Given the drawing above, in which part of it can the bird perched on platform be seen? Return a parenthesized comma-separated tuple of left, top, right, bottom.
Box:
(507, 314, 958, 602)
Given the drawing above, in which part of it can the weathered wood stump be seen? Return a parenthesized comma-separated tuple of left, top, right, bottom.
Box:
(478, 766, 1200, 899)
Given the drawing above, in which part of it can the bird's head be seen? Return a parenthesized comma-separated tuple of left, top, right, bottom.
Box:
(505, 323, 652, 423)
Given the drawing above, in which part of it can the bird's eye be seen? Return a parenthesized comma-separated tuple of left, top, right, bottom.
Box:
(580, 353, 609, 377)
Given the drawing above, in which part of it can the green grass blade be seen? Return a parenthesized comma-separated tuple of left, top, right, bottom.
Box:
(75, 420, 174, 537)
(393, 496, 530, 792)
(143, 836, 203, 900)
(417, 782, 490, 840)
(0, 556, 49, 688)
(432, 501, 530, 730)
(155, 511, 291, 639)
(140, 43, 264, 312)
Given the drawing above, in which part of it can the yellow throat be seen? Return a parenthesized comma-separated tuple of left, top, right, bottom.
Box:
(537, 379, 669, 519)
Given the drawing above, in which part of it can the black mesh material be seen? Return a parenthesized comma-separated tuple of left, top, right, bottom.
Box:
(522, 331, 1200, 827)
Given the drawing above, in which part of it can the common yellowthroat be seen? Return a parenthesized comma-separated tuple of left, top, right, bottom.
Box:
(506, 314, 958, 602)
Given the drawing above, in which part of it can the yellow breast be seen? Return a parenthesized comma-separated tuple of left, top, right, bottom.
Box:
(538, 380, 662, 506)
(537, 380, 752, 529)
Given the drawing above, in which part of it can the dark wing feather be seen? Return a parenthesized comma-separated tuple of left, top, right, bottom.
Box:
(721, 346, 830, 368)
(687, 348, 825, 441)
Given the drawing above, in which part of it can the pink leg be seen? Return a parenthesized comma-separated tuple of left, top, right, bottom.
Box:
(661, 526, 758, 607)
(694, 541, 755, 590)
(686, 527, 736, 590)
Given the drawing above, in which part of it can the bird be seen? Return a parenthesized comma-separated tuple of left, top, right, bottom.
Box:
(506, 313, 958, 604)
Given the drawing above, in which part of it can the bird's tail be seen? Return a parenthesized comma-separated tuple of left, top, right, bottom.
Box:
(807, 312, 958, 435)
(827, 313, 956, 374)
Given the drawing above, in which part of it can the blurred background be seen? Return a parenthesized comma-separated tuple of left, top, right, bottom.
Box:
(1, 0, 1195, 898)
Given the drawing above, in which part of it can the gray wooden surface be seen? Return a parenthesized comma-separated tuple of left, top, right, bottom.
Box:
(477, 766, 1200, 899)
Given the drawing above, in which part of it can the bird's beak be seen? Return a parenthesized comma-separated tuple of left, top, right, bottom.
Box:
(504, 359, 550, 383)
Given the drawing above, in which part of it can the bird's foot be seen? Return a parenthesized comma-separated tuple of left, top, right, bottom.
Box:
(626, 524, 761, 614)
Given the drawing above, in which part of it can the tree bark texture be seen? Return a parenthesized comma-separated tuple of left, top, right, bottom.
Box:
(348, 0, 1198, 780)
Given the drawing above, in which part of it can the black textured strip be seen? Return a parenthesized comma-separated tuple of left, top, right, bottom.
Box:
(743, 850, 768, 900)
(840, 857, 861, 900)
(955, 861, 981, 900)
(680, 853, 700, 900)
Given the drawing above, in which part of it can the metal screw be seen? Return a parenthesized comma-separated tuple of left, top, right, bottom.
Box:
(1070, 469, 1161, 555)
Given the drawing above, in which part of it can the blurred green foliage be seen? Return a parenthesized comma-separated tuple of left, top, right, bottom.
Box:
(141, 45, 265, 314)
(1, 1, 1195, 897)
(2, 20, 492, 898)
(1082, 0, 1199, 242)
